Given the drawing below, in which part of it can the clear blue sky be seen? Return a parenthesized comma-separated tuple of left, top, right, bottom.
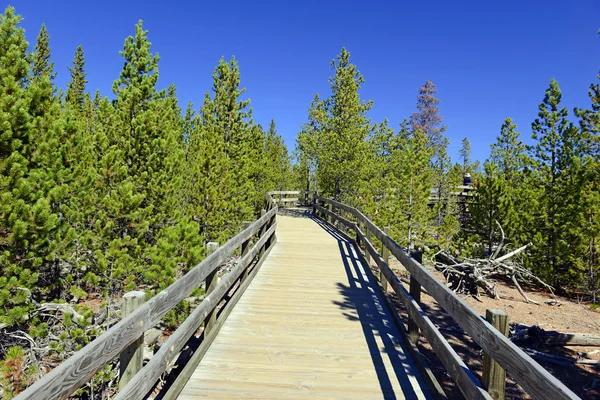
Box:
(11, 0, 600, 162)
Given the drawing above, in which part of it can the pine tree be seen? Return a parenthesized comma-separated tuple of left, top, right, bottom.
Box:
(0, 7, 58, 325)
(264, 119, 292, 192)
(31, 24, 56, 81)
(295, 94, 325, 192)
(65, 46, 87, 107)
(409, 81, 454, 244)
(410, 80, 447, 156)
(575, 69, 600, 301)
(459, 137, 471, 175)
(317, 48, 373, 201)
(389, 121, 433, 249)
(208, 57, 255, 223)
(187, 92, 235, 242)
(531, 79, 585, 287)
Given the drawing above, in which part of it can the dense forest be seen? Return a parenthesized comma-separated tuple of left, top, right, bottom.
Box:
(0, 5, 598, 398)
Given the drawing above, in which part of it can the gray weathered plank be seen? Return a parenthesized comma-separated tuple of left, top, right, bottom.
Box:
(161, 239, 276, 400)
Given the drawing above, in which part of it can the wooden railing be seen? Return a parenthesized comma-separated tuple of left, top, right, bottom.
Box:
(17, 194, 280, 400)
(267, 190, 316, 208)
(313, 195, 579, 400)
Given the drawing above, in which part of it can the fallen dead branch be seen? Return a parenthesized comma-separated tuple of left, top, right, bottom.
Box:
(434, 221, 553, 303)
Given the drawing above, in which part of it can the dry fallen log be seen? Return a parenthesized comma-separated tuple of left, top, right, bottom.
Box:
(524, 348, 600, 366)
(512, 325, 600, 347)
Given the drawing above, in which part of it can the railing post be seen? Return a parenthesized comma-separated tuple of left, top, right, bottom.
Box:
(241, 221, 251, 282)
(483, 309, 509, 400)
(268, 207, 277, 246)
(119, 291, 146, 390)
(381, 226, 390, 293)
(328, 203, 333, 225)
(408, 250, 423, 344)
(312, 194, 316, 215)
(204, 241, 219, 332)
(365, 215, 372, 265)
(259, 209, 266, 258)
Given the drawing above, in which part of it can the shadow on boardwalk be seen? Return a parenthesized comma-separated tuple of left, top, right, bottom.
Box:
(310, 214, 426, 400)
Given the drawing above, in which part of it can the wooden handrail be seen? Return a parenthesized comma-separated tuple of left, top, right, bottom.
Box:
(314, 195, 579, 400)
(17, 205, 278, 400)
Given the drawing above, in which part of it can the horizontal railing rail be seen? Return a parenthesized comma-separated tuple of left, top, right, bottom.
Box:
(266, 190, 316, 208)
(18, 197, 279, 400)
(314, 195, 579, 400)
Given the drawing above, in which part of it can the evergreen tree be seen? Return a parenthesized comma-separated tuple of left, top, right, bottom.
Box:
(208, 57, 255, 223)
(264, 119, 292, 192)
(389, 121, 433, 249)
(31, 24, 56, 81)
(409, 81, 454, 244)
(317, 48, 373, 201)
(187, 92, 235, 242)
(410, 80, 447, 156)
(530, 79, 585, 286)
(575, 70, 600, 301)
(66, 45, 87, 107)
(295, 93, 325, 192)
(0, 7, 58, 325)
(459, 137, 471, 174)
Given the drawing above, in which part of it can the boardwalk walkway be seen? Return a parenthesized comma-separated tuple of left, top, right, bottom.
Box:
(179, 209, 432, 399)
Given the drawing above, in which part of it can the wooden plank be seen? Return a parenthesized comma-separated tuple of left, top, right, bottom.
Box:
(179, 214, 432, 399)
(355, 228, 491, 400)
(161, 239, 276, 400)
(328, 223, 447, 399)
(315, 195, 579, 400)
(16, 207, 277, 400)
(114, 224, 277, 400)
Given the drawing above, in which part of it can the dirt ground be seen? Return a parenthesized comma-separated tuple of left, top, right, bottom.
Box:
(376, 257, 600, 400)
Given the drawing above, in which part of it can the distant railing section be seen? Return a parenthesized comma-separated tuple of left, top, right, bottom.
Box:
(17, 194, 281, 400)
(266, 190, 316, 208)
(313, 195, 579, 400)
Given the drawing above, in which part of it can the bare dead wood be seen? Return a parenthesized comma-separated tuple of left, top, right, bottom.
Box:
(512, 325, 600, 347)
(524, 348, 600, 366)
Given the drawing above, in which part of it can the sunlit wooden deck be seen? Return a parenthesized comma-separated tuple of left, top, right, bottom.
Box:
(179, 209, 432, 399)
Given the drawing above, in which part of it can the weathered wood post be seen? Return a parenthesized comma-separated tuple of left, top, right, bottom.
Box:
(259, 209, 266, 259)
(241, 221, 251, 282)
(312, 194, 316, 215)
(381, 226, 390, 293)
(119, 291, 146, 390)
(483, 309, 509, 400)
(269, 205, 277, 246)
(328, 203, 333, 225)
(204, 241, 219, 332)
(365, 215, 372, 265)
(408, 250, 423, 344)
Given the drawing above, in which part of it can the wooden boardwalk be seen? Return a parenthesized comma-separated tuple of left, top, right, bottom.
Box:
(179, 209, 432, 399)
